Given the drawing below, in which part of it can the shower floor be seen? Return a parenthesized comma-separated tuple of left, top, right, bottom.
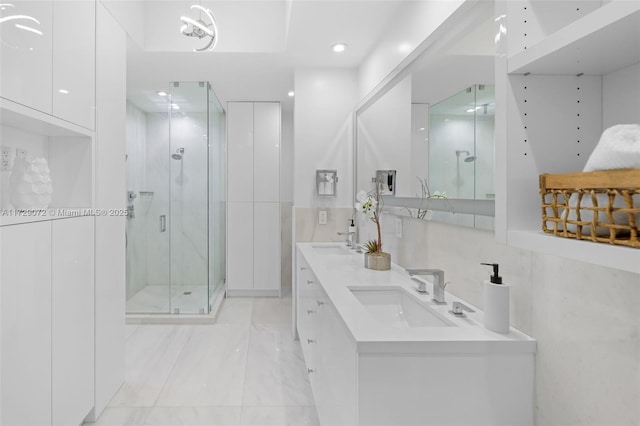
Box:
(126, 285, 209, 314)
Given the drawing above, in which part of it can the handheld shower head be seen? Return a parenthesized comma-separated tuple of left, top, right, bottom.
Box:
(172, 147, 185, 160)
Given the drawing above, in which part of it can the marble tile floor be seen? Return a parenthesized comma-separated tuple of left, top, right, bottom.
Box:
(88, 296, 319, 426)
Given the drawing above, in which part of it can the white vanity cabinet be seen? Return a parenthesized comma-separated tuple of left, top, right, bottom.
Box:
(295, 256, 357, 425)
(295, 243, 536, 426)
(227, 101, 281, 296)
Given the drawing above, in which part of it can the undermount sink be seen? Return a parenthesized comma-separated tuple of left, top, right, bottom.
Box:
(311, 244, 353, 255)
(349, 287, 454, 328)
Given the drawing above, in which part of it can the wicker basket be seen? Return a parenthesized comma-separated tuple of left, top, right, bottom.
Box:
(539, 168, 640, 248)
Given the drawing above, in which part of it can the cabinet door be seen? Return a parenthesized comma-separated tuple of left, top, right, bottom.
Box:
(227, 201, 253, 290)
(253, 202, 280, 290)
(52, 0, 96, 129)
(253, 102, 280, 203)
(0, 0, 53, 114)
(1, 221, 52, 426)
(227, 102, 254, 202)
(51, 217, 95, 426)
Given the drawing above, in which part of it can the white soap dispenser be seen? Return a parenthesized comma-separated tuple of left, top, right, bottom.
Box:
(481, 262, 510, 334)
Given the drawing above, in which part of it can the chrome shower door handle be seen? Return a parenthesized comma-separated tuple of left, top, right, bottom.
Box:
(160, 215, 166, 232)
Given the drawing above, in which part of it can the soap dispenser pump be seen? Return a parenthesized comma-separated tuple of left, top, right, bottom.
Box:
(481, 262, 510, 333)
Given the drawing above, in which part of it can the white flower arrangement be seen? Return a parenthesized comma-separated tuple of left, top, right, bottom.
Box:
(355, 186, 384, 254)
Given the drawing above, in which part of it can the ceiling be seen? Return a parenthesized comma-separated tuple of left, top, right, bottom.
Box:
(125, 0, 407, 113)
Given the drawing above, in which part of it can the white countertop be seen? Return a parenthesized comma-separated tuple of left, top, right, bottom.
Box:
(296, 242, 536, 354)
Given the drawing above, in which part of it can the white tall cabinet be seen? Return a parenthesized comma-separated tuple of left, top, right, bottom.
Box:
(227, 102, 281, 296)
(0, 1, 126, 424)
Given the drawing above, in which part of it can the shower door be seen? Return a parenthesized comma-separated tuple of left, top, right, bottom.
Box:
(125, 81, 225, 315)
(167, 81, 210, 314)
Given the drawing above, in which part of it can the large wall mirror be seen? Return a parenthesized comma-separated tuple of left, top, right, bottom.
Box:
(355, 1, 496, 229)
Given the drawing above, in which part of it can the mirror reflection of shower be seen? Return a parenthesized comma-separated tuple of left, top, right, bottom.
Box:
(172, 147, 185, 160)
(456, 149, 476, 163)
(456, 149, 476, 196)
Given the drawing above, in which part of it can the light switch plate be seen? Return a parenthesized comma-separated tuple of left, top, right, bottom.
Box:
(318, 210, 327, 225)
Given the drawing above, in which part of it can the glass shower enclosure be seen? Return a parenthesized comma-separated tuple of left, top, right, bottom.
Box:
(125, 81, 225, 315)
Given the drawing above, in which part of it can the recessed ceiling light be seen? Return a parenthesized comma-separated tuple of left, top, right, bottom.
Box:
(287, 91, 294, 97)
(171, 103, 180, 110)
(331, 43, 347, 53)
(58, 89, 69, 94)
(157, 91, 168, 97)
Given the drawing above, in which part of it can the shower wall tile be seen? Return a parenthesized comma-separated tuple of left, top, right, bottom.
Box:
(125, 103, 149, 299)
(145, 112, 171, 287)
(169, 113, 208, 287)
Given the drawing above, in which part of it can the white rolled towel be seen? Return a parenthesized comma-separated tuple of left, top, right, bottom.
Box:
(566, 124, 640, 236)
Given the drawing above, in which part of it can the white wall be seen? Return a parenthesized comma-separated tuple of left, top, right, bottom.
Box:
(603, 62, 640, 128)
(293, 68, 357, 209)
(292, 68, 358, 246)
(100, 0, 145, 48)
(357, 0, 465, 99)
(357, 75, 412, 197)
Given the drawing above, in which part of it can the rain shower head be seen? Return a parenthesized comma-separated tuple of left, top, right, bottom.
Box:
(456, 150, 476, 162)
(172, 147, 185, 160)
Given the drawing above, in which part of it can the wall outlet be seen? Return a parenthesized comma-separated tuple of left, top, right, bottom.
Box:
(318, 210, 328, 225)
(1, 146, 12, 171)
(395, 217, 403, 238)
(16, 148, 27, 159)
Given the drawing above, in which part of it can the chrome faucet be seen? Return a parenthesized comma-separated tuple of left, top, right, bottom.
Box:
(337, 231, 355, 248)
(449, 301, 475, 318)
(406, 268, 447, 304)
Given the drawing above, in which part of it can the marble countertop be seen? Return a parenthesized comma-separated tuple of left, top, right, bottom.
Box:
(297, 242, 536, 354)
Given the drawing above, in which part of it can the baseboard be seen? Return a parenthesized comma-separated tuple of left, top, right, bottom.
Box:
(226, 289, 281, 297)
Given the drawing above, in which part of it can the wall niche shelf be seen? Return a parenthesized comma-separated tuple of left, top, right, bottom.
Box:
(0, 98, 95, 227)
(508, 1, 640, 75)
(496, 0, 640, 274)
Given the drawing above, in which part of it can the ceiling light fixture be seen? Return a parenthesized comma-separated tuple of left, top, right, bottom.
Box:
(156, 91, 168, 97)
(171, 103, 180, 110)
(287, 91, 294, 97)
(331, 43, 347, 53)
(180, 4, 218, 52)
